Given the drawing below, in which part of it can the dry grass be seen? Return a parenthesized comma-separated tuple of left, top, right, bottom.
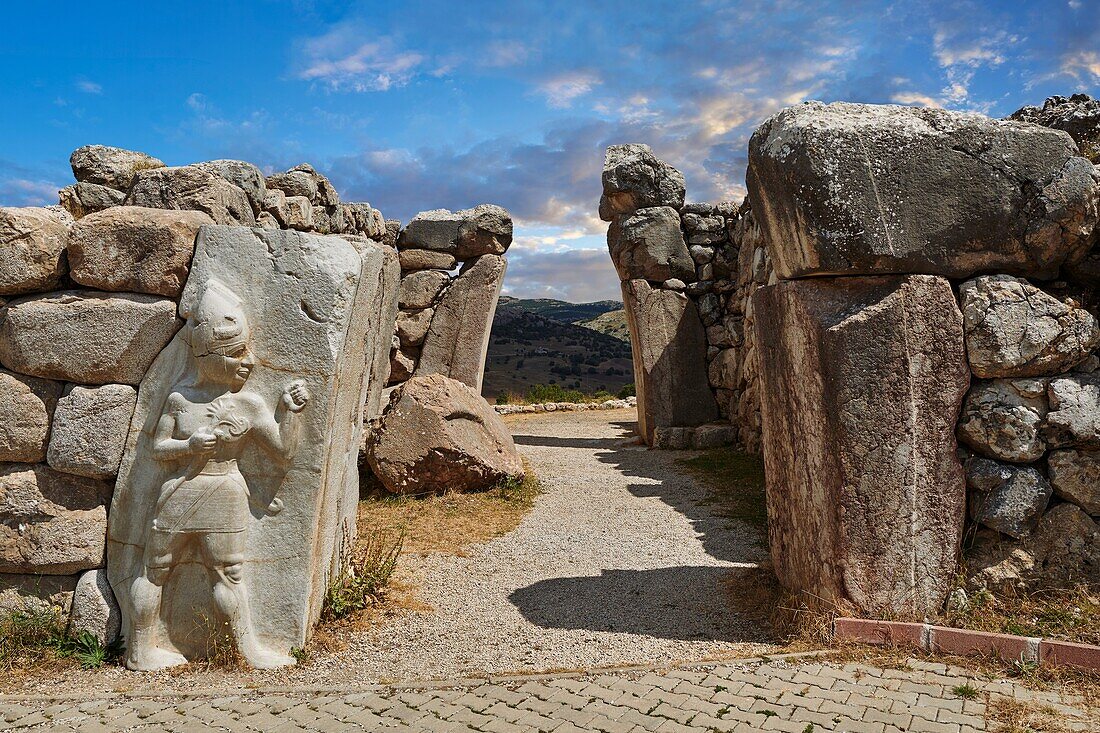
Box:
(679, 448, 768, 536)
(986, 697, 1076, 732)
(356, 461, 541, 557)
(944, 584, 1100, 646)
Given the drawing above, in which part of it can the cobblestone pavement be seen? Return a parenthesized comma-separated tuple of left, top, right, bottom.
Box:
(2, 655, 1095, 732)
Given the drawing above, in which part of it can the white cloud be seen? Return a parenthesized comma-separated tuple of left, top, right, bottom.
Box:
(1061, 50, 1100, 81)
(537, 71, 600, 108)
(891, 91, 944, 108)
(0, 177, 61, 206)
(76, 80, 102, 94)
(296, 25, 425, 92)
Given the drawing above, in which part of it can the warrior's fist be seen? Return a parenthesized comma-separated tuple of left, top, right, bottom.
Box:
(282, 381, 310, 413)
(266, 497, 284, 515)
(188, 429, 217, 456)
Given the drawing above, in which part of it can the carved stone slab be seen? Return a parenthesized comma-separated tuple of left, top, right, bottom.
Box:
(107, 225, 394, 669)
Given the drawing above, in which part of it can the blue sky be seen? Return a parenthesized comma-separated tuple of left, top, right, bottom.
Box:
(3, 0, 1099, 301)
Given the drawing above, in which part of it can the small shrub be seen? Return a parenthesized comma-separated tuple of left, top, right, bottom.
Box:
(1, 606, 123, 671)
(617, 383, 636, 398)
(56, 630, 124, 669)
(323, 524, 403, 621)
(952, 683, 980, 700)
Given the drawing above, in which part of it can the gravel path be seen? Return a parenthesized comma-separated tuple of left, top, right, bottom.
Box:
(323, 407, 774, 681)
(9, 408, 773, 693)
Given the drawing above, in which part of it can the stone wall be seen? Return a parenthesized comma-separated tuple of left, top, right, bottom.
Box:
(600, 146, 774, 451)
(0, 144, 514, 655)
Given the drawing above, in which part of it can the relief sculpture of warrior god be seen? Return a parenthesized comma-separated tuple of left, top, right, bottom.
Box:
(124, 280, 310, 671)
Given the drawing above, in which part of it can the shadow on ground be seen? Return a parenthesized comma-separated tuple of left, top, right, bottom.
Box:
(507, 566, 774, 643)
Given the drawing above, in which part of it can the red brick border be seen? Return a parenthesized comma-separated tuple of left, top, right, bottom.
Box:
(834, 618, 1099, 671)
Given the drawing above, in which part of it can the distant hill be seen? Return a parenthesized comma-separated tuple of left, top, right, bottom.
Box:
(496, 296, 622, 324)
(578, 309, 629, 342)
(483, 298, 633, 399)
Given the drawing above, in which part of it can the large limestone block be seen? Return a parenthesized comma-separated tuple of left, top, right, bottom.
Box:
(58, 182, 125, 219)
(342, 235, 401, 424)
(621, 279, 718, 445)
(966, 457, 1052, 538)
(47, 384, 137, 479)
(70, 568, 121, 645)
(1047, 374, 1100, 448)
(399, 269, 449, 309)
(0, 206, 70, 295)
(599, 144, 686, 221)
(396, 308, 434, 346)
(399, 249, 456, 271)
(960, 275, 1099, 377)
(107, 225, 387, 669)
(747, 102, 1100, 280)
(69, 145, 164, 190)
(418, 255, 506, 391)
(399, 209, 463, 253)
(454, 204, 513, 259)
(125, 165, 256, 226)
(0, 573, 76, 614)
(194, 160, 267, 215)
(0, 370, 62, 462)
(1048, 449, 1100, 515)
(607, 206, 695, 282)
(366, 374, 524, 495)
(0, 291, 182, 385)
(957, 378, 1050, 462)
(754, 274, 968, 616)
(67, 206, 214, 297)
(0, 464, 111, 574)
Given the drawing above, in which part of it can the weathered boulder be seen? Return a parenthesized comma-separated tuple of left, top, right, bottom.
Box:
(399, 209, 463, 253)
(383, 219, 401, 248)
(125, 165, 256, 226)
(0, 206, 70, 295)
(399, 270, 449, 309)
(607, 206, 695, 282)
(267, 164, 338, 207)
(599, 144, 686, 221)
(0, 463, 111, 574)
(399, 249, 457, 271)
(341, 203, 386, 240)
(0, 573, 76, 614)
(622, 279, 719, 445)
(957, 378, 1049, 462)
(966, 457, 1052, 538)
(960, 275, 1099, 378)
(389, 345, 418, 384)
(194, 160, 267, 215)
(108, 226, 394, 666)
(747, 102, 1100, 280)
(67, 206, 213, 297)
(69, 569, 121, 645)
(0, 370, 62, 463)
(366, 374, 524, 495)
(0, 290, 181, 385)
(455, 204, 513, 259)
(418, 255, 506, 391)
(262, 189, 289, 227)
(1047, 374, 1100, 447)
(58, 182, 125, 219)
(396, 308, 433, 347)
(754, 274, 968, 616)
(69, 145, 164, 190)
(284, 195, 313, 230)
(47, 384, 137, 479)
(1048, 449, 1100, 515)
(1009, 94, 1100, 159)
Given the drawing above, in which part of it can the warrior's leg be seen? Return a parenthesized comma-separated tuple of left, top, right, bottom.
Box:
(204, 532, 294, 669)
(126, 532, 187, 671)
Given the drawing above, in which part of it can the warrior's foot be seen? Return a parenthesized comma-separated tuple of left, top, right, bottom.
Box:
(241, 644, 296, 669)
(126, 645, 187, 672)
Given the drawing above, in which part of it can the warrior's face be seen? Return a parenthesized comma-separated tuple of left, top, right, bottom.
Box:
(190, 280, 254, 391)
(195, 341, 255, 391)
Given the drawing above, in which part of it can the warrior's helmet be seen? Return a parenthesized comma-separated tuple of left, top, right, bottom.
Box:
(188, 279, 251, 356)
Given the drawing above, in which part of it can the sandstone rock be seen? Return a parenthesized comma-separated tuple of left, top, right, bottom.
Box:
(0, 291, 181, 385)
(288, 163, 339, 206)
(1009, 94, 1100, 158)
(312, 204, 345, 235)
(108, 226, 392, 667)
(966, 457, 1052, 538)
(257, 212, 280, 229)
(960, 275, 1099, 377)
(399, 269, 449, 310)
(69, 145, 164, 190)
(399, 209, 463, 253)
(957, 378, 1049, 462)
(284, 195, 313, 230)
(266, 168, 318, 202)
(389, 345, 418, 384)
(0, 573, 76, 614)
(399, 249, 457, 271)
(341, 203, 386, 240)
(366, 374, 523, 495)
(67, 206, 213, 297)
(754, 274, 968, 616)
(69, 568, 121, 645)
(607, 206, 695, 282)
(622, 279, 719, 445)
(747, 102, 1100, 280)
(0, 370, 62, 463)
(383, 219, 401, 248)
(417, 255, 507, 391)
(1048, 449, 1100, 515)
(58, 182, 125, 219)
(262, 189, 289, 226)
(194, 160, 267, 215)
(125, 165, 256, 226)
(0, 206, 70, 295)
(1047, 374, 1100, 448)
(455, 204, 513, 259)
(599, 144, 686, 221)
(396, 308, 433, 346)
(0, 463, 111, 574)
(47, 384, 137, 479)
